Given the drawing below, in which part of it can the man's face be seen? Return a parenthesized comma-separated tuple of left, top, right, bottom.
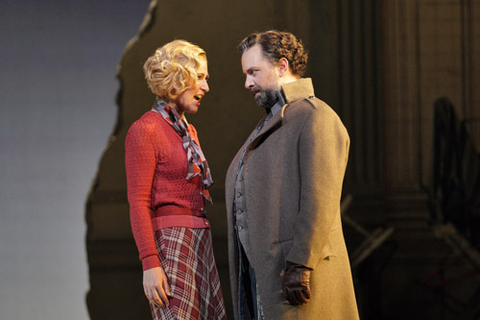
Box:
(241, 44, 280, 108)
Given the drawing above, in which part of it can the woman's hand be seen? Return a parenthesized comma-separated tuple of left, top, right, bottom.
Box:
(143, 266, 172, 308)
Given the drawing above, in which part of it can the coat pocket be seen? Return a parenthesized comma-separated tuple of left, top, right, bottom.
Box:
(320, 239, 336, 261)
(278, 236, 336, 268)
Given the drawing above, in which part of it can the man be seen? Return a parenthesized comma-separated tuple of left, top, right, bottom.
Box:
(225, 30, 359, 319)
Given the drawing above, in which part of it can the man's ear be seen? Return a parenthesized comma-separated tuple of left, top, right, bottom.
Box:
(277, 57, 290, 77)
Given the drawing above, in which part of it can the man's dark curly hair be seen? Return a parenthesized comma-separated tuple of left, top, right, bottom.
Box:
(238, 30, 308, 77)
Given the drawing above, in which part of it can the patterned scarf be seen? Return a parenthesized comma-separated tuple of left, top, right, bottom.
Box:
(153, 100, 213, 203)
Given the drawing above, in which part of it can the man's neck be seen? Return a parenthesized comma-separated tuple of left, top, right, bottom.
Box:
(278, 73, 300, 87)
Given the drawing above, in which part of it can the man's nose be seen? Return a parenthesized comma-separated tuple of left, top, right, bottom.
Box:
(244, 76, 254, 89)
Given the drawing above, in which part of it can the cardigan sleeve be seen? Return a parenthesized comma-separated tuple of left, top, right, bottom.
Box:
(125, 119, 161, 271)
(286, 102, 350, 269)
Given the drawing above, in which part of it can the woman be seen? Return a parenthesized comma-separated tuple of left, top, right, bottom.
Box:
(125, 40, 226, 319)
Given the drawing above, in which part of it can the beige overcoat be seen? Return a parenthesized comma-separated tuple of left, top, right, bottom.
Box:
(225, 78, 359, 319)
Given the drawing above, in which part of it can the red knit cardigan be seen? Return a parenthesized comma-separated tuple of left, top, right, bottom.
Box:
(125, 111, 208, 270)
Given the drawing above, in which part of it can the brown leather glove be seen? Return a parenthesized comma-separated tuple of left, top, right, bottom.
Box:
(282, 261, 312, 305)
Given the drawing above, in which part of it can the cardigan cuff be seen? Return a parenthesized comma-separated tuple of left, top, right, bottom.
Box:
(142, 254, 161, 271)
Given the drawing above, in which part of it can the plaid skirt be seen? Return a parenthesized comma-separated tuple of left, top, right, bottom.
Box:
(151, 227, 227, 320)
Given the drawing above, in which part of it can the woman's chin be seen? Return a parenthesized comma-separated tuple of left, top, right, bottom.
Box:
(185, 107, 199, 114)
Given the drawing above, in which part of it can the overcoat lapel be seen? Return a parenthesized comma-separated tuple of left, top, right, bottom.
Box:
(250, 78, 314, 150)
(250, 104, 286, 150)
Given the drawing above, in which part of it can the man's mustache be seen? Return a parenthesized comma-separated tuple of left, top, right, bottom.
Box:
(250, 86, 261, 95)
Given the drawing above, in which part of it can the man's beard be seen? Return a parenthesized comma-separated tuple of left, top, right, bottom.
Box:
(253, 87, 279, 108)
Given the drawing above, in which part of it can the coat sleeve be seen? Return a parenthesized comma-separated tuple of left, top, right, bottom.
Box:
(286, 103, 350, 269)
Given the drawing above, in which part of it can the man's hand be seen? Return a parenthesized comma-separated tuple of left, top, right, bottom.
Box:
(143, 266, 172, 308)
(282, 261, 312, 305)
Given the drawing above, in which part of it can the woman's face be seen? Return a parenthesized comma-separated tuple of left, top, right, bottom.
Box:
(173, 58, 210, 115)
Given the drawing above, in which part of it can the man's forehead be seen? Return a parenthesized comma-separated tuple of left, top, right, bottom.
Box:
(242, 45, 262, 59)
(242, 45, 269, 68)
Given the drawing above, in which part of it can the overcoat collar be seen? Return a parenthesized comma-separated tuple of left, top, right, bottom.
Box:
(282, 77, 315, 103)
(250, 78, 314, 149)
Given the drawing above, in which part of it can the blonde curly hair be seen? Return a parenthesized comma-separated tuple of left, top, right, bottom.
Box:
(143, 40, 206, 102)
